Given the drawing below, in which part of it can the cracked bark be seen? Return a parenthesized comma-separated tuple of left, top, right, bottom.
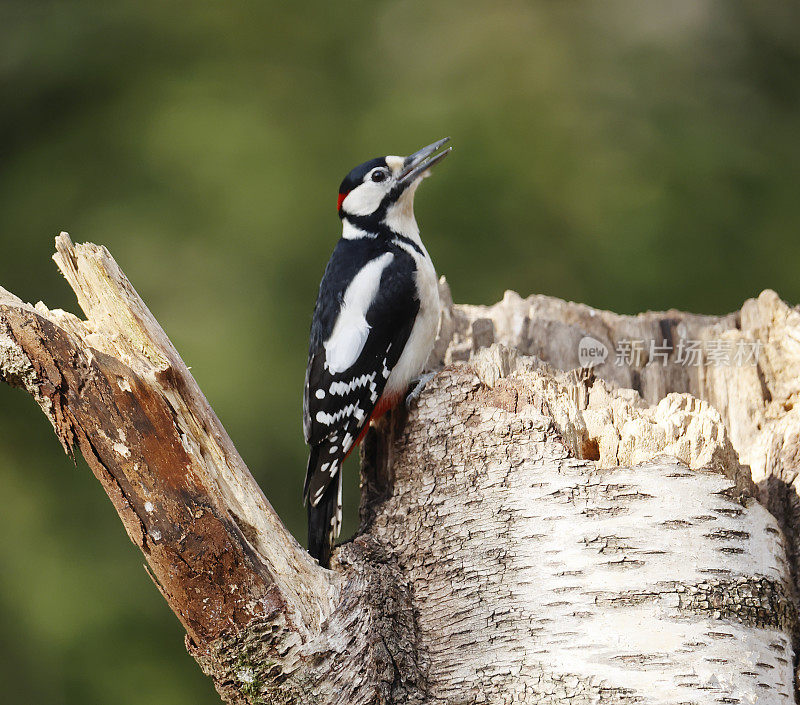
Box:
(1, 235, 799, 703)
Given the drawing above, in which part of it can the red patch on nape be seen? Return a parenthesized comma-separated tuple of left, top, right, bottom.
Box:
(343, 392, 403, 460)
(337, 192, 349, 211)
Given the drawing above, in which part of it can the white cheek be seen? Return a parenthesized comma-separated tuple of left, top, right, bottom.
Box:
(342, 183, 386, 216)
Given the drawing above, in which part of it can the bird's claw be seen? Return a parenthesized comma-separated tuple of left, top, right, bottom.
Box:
(406, 372, 435, 409)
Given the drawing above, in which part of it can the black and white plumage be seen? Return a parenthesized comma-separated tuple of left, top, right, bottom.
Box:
(303, 138, 451, 567)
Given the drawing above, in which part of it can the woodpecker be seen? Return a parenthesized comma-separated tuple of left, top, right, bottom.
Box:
(303, 137, 451, 567)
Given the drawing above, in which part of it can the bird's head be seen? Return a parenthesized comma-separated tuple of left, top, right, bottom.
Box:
(336, 138, 451, 227)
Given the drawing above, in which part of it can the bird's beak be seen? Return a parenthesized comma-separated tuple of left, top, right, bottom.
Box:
(397, 137, 452, 186)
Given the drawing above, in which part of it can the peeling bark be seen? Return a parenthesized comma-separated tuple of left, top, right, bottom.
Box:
(1, 236, 799, 703)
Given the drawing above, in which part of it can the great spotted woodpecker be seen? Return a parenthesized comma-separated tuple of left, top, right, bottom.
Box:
(303, 137, 451, 567)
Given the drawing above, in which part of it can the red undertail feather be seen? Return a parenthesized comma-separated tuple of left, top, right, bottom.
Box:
(343, 391, 403, 459)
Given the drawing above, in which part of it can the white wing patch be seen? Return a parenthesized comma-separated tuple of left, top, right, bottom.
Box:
(316, 404, 361, 426)
(342, 433, 353, 452)
(323, 252, 394, 374)
(329, 371, 377, 397)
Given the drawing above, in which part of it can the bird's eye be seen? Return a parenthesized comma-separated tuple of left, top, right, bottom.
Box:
(371, 170, 387, 183)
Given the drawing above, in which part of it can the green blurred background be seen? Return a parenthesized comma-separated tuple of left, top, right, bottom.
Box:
(1, 1, 799, 702)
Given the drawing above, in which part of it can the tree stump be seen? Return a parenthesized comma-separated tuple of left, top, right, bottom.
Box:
(1, 235, 798, 703)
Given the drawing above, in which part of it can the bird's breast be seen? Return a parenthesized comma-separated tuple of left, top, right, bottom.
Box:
(384, 254, 440, 397)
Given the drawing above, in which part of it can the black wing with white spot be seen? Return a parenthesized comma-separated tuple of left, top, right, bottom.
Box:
(303, 238, 419, 510)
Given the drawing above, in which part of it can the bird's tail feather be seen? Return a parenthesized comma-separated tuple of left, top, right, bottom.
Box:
(307, 478, 339, 568)
(307, 455, 342, 568)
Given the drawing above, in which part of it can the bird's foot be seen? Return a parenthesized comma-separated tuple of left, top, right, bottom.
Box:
(406, 372, 436, 409)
